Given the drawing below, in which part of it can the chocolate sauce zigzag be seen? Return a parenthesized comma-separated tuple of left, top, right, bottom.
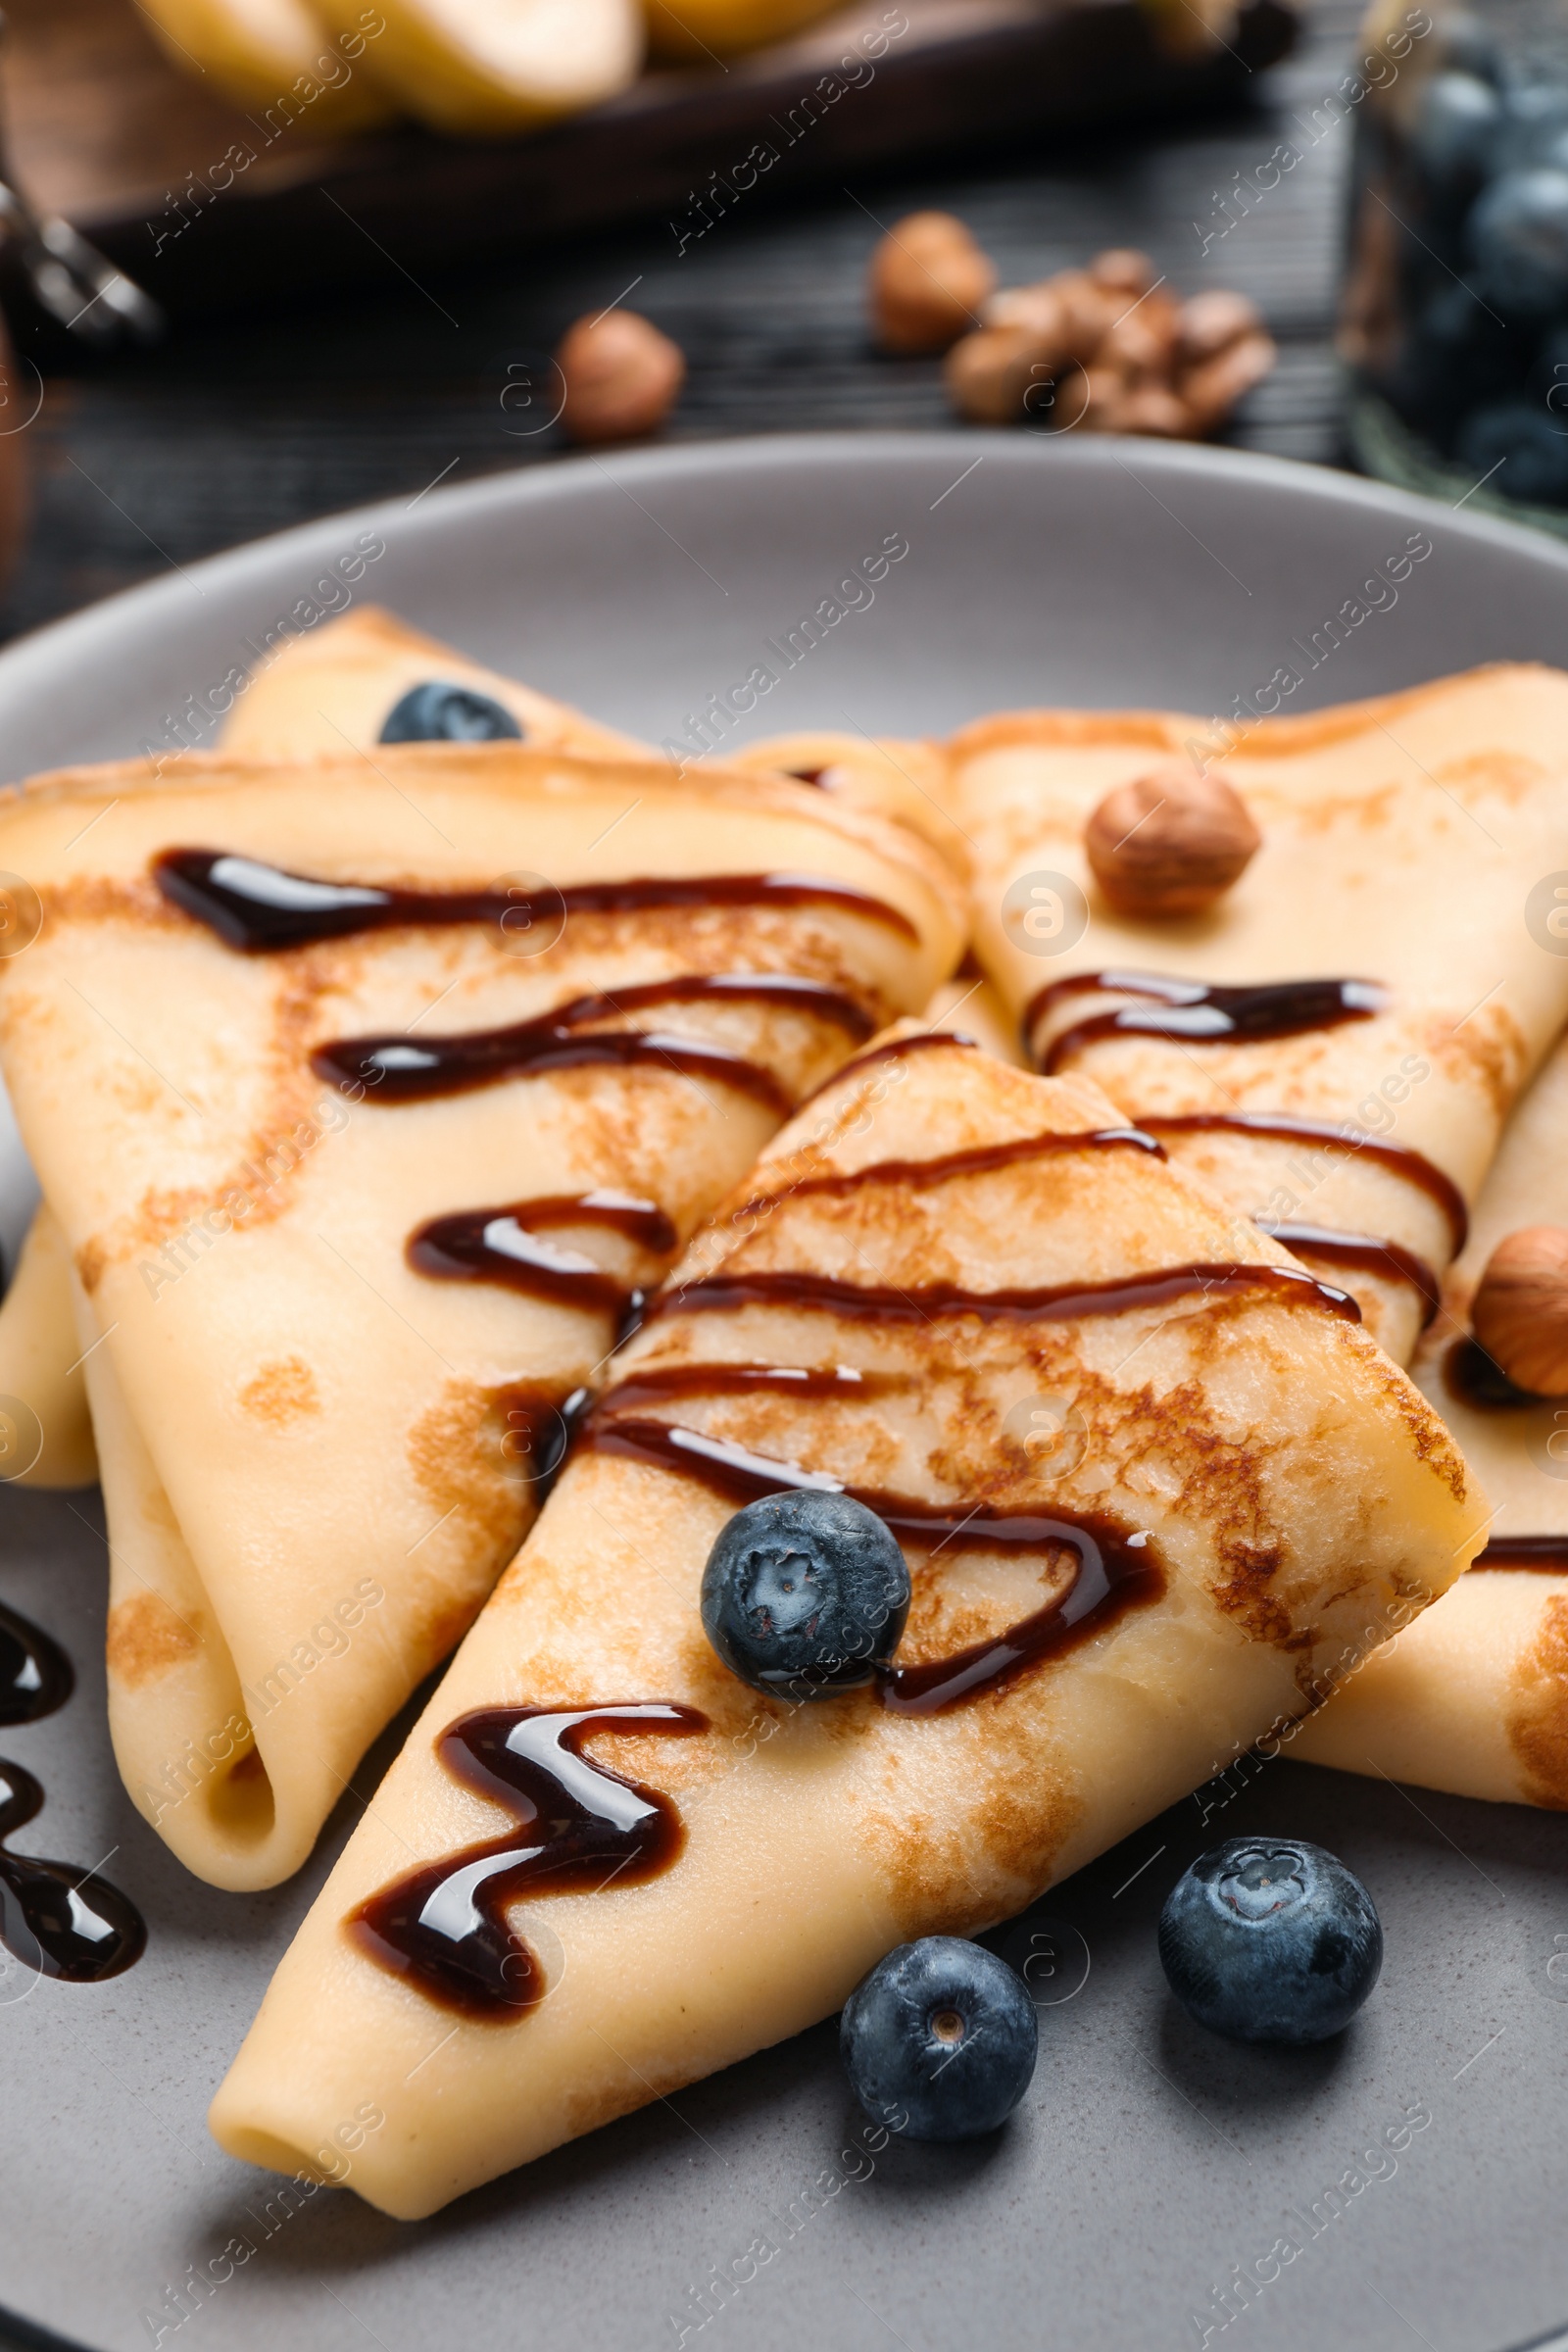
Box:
(647, 1260, 1361, 1331)
(156, 850, 917, 952)
(410, 1193, 677, 1314)
(1024, 970, 1387, 1073)
(349, 1704, 708, 2020)
(314, 974, 877, 1112)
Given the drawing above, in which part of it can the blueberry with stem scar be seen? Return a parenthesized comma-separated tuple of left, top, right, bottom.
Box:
(841, 1937, 1038, 2139)
(1158, 1837, 1383, 2044)
(379, 681, 523, 743)
(700, 1490, 909, 1700)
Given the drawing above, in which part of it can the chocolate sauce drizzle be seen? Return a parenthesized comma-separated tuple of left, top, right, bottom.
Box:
(600, 1363, 907, 1412)
(580, 1415, 1164, 1716)
(0, 1602, 72, 1725)
(314, 973, 874, 1112)
(1027, 970, 1386, 1075)
(650, 1259, 1361, 1332)
(795, 1028, 976, 1109)
(1473, 1537, 1568, 1570)
(155, 850, 916, 952)
(1261, 1222, 1441, 1323)
(410, 1192, 677, 1316)
(1143, 1112, 1469, 1253)
(0, 1760, 145, 1984)
(349, 1703, 706, 2019)
(728, 1125, 1167, 1226)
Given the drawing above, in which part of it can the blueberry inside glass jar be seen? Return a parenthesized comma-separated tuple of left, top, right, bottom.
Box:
(1342, 0, 1568, 524)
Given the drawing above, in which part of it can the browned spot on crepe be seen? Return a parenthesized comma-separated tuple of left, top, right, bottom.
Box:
(107, 1592, 201, 1689)
(239, 1356, 320, 1425)
(1423, 999, 1527, 1125)
(406, 1379, 530, 1560)
(1509, 1594, 1568, 1809)
(868, 1710, 1085, 1939)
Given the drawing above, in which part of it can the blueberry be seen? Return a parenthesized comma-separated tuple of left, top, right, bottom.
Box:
(379, 681, 523, 743)
(840, 1937, 1038, 2139)
(1469, 168, 1568, 314)
(1158, 1838, 1383, 2045)
(1444, 16, 1503, 83)
(700, 1490, 909, 1698)
(1456, 398, 1568, 501)
(1497, 81, 1568, 166)
(1414, 72, 1500, 186)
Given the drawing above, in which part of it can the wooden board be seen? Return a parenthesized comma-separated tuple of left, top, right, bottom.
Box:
(4, 0, 1296, 319)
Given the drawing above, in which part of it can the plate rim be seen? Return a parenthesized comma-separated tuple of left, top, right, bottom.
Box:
(5, 424, 1568, 2352)
(6, 428, 1568, 717)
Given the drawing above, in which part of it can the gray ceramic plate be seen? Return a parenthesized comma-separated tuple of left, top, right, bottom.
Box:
(2, 433, 1568, 2352)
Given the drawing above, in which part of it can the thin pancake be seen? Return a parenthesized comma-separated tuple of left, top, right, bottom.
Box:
(946, 666, 1568, 1363)
(1295, 1030, 1568, 1805)
(218, 605, 649, 762)
(0, 747, 961, 1888)
(212, 1027, 1484, 2218)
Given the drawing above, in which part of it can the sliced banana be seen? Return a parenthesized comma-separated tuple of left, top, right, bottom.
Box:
(139, 0, 395, 128)
(313, 0, 644, 134)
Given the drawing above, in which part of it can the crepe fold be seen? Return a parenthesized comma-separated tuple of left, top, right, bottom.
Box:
(1295, 1033, 1568, 1805)
(0, 747, 959, 1889)
(218, 605, 650, 762)
(212, 1030, 1485, 2218)
(0, 611, 966, 1498)
(946, 666, 1568, 1365)
(0, 1205, 96, 1486)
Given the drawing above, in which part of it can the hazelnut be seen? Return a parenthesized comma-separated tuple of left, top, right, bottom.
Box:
(982, 281, 1071, 361)
(1050, 269, 1121, 362)
(1177, 288, 1263, 365)
(945, 324, 1059, 424)
(1090, 248, 1158, 296)
(1085, 762, 1261, 916)
(1179, 327, 1277, 433)
(1471, 1227, 1568, 1396)
(557, 310, 684, 445)
(870, 212, 996, 354)
(1098, 295, 1179, 380)
(1116, 383, 1192, 438)
(1077, 365, 1132, 431)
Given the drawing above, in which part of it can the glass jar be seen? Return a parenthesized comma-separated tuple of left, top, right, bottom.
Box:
(1341, 0, 1568, 529)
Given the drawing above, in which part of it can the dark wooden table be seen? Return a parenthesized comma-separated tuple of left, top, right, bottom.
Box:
(0, 0, 1361, 649)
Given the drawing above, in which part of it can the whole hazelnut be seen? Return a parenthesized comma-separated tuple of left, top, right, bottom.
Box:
(1180, 326, 1277, 434)
(1177, 288, 1263, 365)
(945, 324, 1059, 424)
(1050, 270, 1121, 363)
(1471, 1227, 1568, 1396)
(1090, 248, 1158, 296)
(1085, 762, 1261, 916)
(982, 281, 1070, 361)
(1078, 365, 1132, 431)
(1098, 297, 1179, 380)
(1116, 383, 1191, 438)
(557, 310, 685, 445)
(870, 212, 996, 354)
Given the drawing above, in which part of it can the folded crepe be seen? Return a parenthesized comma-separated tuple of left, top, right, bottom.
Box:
(0, 607, 656, 1494)
(0, 747, 959, 1889)
(727, 730, 967, 868)
(946, 666, 1568, 1366)
(0, 1205, 96, 1487)
(1295, 1031, 1568, 1805)
(219, 606, 648, 762)
(211, 1027, 1485, 2218)
(921, 965, 1025, 1066)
